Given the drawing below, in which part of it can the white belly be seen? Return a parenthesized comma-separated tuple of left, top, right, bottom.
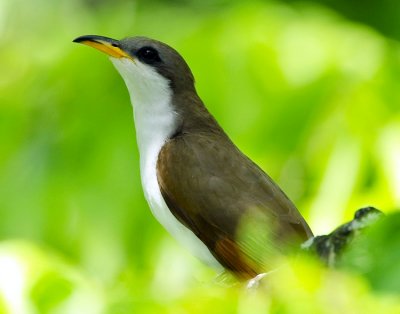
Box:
(140, 147, 222, 269)
(110, 57, 222, 270)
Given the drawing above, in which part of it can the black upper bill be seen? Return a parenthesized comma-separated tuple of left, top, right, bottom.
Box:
(73, 35, 119, 46)
(73, 34, 130, 59)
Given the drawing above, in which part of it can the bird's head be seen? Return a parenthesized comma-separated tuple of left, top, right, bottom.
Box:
(73, 35, 195, 104)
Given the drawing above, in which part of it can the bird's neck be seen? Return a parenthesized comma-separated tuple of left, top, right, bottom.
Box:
(171, 91, 227, 137)
(110, 57, 178, 158)
(132, 89, 226, 149)
(131, 91, 177, 163)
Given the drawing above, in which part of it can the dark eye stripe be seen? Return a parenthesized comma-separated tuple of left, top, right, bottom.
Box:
(136, 46, 162, 64)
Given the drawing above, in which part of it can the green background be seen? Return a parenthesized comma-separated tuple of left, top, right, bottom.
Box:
(0, 0, 399, 313)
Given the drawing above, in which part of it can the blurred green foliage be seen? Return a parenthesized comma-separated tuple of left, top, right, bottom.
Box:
(340, 212, 400, 294)
(0, 0, 399, 312)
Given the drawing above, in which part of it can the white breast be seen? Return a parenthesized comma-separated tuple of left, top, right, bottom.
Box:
(110, 57, 222, 269)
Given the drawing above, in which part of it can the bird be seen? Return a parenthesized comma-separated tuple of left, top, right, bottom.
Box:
(73, 35, 313, 280)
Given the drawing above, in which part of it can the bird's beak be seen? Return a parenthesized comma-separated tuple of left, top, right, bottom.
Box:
(73, 35, 130, 59)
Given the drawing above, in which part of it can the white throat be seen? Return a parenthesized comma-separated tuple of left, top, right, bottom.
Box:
(110, 57, 222, 269)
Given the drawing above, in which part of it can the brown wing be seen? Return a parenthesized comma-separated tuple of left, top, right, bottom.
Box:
(157, 132, 313, 278)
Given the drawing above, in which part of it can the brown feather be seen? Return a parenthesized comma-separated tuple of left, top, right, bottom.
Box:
(157, 114, 313, 277)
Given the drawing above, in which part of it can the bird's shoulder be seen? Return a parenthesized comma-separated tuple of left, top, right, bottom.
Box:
(156, 131, 312, 275)
(157, 131, 308, 230)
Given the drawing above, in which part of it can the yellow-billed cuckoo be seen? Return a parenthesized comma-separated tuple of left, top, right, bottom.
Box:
(73, 35, 313, 279)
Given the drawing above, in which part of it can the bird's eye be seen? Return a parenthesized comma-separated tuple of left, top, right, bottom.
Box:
(136, 46, 161, 64)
